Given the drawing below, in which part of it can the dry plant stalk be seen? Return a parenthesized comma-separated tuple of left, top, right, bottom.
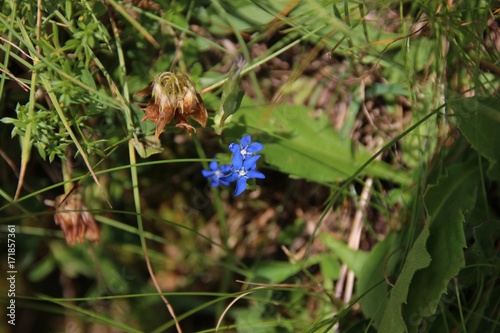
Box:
(48, 192, 100, 246)
(135, 72, 208, 139)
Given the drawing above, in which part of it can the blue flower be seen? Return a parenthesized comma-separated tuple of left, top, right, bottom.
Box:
(229, 135, 264, 166)
(221, 155, 265, 196)
(201, 160, 232, 188)
(202, 135, 265, 196)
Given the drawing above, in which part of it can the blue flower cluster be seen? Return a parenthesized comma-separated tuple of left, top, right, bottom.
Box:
(202, 135, 265, 196)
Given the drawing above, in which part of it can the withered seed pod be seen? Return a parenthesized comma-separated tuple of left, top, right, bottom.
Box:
(51, 193, 100, 247)
(135, 72, 208, 139)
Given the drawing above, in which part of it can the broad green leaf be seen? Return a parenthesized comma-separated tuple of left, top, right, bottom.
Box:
(468, 219, 500, 265)
(449, 96, 500, 179)
(250, 253, 333, 285)
(320, 254, 340, 281)
(203, 0, 280, 35)
(403, 158, 479, 331)
(320, 233, 368, 275)
(252, 261, 302, 284)
(227, 104, 411, 185)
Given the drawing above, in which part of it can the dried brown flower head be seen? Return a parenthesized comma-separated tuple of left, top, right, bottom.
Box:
(47, 193, 100, 247)
(135, 72, 208, 139)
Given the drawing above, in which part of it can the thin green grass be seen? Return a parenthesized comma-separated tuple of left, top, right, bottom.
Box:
(1, 0, 499, 332)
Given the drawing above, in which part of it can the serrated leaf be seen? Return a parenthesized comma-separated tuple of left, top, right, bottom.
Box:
(402, 158, 479, 331)
(378, 225, 431, 333)
(379, 158, 479, 332)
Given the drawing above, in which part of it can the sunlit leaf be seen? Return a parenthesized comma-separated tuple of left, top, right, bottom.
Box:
(227, 104, 411, 185)
(321, 233, 369, 275)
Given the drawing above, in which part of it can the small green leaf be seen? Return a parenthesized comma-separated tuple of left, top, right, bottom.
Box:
(131, 136, 163, 158)
(76, 64, 97, 90)
(36, 143, 47, 160)
(0, 117, 17, 124)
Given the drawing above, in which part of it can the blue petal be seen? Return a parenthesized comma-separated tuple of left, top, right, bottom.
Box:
(210, 178, 220, 187)
(247, 170, 265, 179)
(201, 170, 214, 178)
(219, 179, 231, 186)
(220, 164, 232, 174)
(243, 155, 261, 170)
(232, 151, 244, 169)
(220, 171, 238, 183)
(234, 177, 247, 196)
(209, 160, 218, 171)
(229, 143, 240, 154)
(247, 142, 264, 153)
(240, 135, 251, 147)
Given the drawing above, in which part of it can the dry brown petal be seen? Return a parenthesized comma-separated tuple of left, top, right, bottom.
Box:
(135, 71, 208, 138)
(188, 92, 208, 127)
(180, 86, 196, 113)
(142, 101, 160, 123)
(134, 82, 153, 99)
(53, 193, 100, 247)
(174, 112, 196, 133)
(156, 109, 176, 139)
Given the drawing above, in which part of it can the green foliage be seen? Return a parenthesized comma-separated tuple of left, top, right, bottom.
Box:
(1, 0, 499, 332)
(450, 96, 500, 179)
(379, 158, 480, 332)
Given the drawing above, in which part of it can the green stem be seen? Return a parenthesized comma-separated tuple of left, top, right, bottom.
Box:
(128, 142, 183, 333)
(192, 135, 228, 245)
